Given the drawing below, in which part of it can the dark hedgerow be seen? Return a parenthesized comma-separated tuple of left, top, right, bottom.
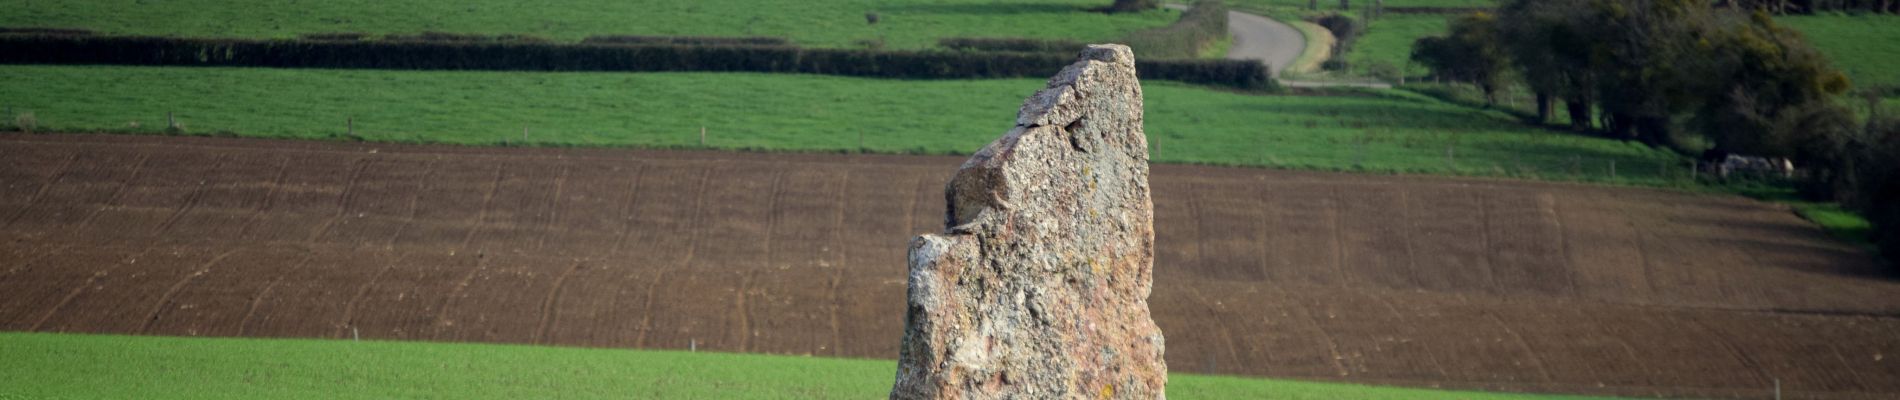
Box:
(939, 37, 1087, 54)
(0, 34, 1275, 90)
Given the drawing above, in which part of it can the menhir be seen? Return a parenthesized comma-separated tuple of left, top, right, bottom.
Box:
(891, 44, 1167, 399)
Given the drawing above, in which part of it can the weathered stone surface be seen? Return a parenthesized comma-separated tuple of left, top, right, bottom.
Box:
(891, 44, 1166, 400)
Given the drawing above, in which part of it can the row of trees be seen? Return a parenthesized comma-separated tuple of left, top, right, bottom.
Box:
(1411, 0, 1898, 266)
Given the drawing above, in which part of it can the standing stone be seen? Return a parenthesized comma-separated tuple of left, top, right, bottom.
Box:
(891, 44, 1166, 399)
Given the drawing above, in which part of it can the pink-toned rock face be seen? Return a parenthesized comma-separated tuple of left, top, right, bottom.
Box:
(891, 44, 1166, 400)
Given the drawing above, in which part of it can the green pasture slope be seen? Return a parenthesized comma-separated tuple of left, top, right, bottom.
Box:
(0, 65, 1684, 185)
(1345, 14, 1446, 76)
(0, 332, 1612, 400)
(1779, 14, 1900, 89)
(0, 0, 1173, 49)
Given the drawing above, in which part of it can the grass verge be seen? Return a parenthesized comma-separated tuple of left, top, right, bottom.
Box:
(0, 65, 1685, 186)
(0, 332, 1614, 400)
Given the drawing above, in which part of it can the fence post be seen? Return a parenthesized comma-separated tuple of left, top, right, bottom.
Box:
(347, 117, 354, 136)
(1610, 160, 1617, 181)
(168, 111, 177, 130)
(700, 126, 707, 148)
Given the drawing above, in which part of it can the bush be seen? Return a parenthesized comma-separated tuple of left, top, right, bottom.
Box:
(12, 111, 36, 133)
(1120, 0, 1228, 60)
(0, 34, 1275, 90)
(1310, 14, 1362, 57)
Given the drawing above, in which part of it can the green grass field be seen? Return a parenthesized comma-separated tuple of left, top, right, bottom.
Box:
(0, 0, 1174, 50)
(0, 65, 1685, 185)
(0, 332, 1612, 400)
(1227, 0, 1492, 12)
(1346, 14, 1447, 77)
(1779, 14, 1900, 88)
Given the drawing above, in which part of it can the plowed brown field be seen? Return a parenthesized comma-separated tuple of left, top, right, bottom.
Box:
(3, 134, 1899, 399)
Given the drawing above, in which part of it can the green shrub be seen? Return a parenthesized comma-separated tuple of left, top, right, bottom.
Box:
(12, 111, 35, 133)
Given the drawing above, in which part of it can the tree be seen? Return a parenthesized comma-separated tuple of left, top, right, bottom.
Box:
(1411, 12, 1511, 106)
(1692, 12, 1851, 157)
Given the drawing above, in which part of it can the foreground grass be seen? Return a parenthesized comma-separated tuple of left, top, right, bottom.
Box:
(1781, 14, 1900, 88)
(0, 332, 1612, 399)
(0, 65, 1685, 185)
(0, 0, 1173, 50)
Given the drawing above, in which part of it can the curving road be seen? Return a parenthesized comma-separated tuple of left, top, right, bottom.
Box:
(1223, 10, 1304, 77)
(1167, 4, 1392, 88)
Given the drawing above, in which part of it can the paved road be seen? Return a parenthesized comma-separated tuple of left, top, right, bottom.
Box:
(1168, 4, 1393, 88)
(1224, 10, 1303, 77)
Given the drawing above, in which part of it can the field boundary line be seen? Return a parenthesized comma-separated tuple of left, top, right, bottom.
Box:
(233, 155, 293, 239)
(29, 245, 160, 332)
(152, 154, 231, 235)
(431, 254, 491, 341)
(1544, 194, 1582, 296)
(137, 249, 239, 333)
(334, 257, 397, 339)
(457, 164, 505, 251)
(533, 260, 586, 345)
(1186, 289, 1246, 375)
(1328, 187, 1348, 285)
(385, 159, 437, 249)
(1270, 285, 1350, 377)
(636, 168, 713, 348)
(1370, 293, 1451, 379)
(1481, 311, 1557, 383)
(1685, 315, 1775, 386)
(740, 168, 786, 353)
(535, 162, 572, 251)
(606, 164, 648, 258)
(1475, 191, 1501, 292)
(827, 169, 849, 356)
(1, 151, 77, 230)
(74, 152, 153, 232)
(734, 270, 754, 352)
(308, 157, 369, 245)
(235, 252, 315, 336)
(1398, 189, 1423, 288)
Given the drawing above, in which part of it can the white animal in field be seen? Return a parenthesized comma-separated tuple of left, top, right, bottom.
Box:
(1715, 154, 1794, 179)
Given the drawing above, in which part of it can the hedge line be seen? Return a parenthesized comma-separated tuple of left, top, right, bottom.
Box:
(0, 35, 1274, 90)
(939, 37, 1086, 54)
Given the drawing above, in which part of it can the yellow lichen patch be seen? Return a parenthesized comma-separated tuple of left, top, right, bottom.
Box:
(1100, 384, 1115, 399)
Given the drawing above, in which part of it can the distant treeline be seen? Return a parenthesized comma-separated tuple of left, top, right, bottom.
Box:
(0, 34, 1273, 90)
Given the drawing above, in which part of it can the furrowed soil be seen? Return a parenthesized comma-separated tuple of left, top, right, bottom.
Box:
(3, 134, 1899, 399)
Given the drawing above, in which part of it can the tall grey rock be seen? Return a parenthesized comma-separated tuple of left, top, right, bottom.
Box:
(891, 44, 1166, 399)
